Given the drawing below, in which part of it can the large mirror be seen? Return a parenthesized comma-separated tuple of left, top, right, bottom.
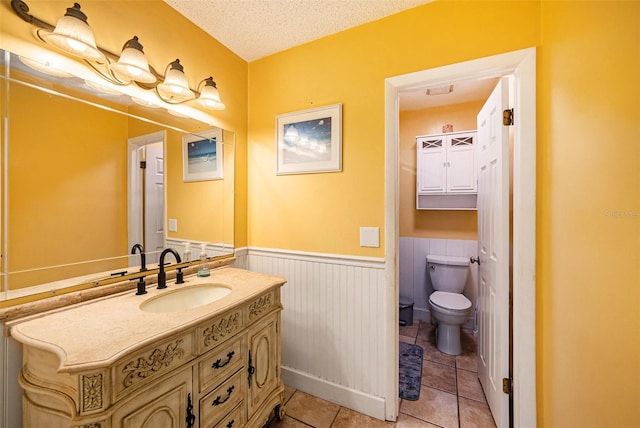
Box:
(0, 48, 235, 300)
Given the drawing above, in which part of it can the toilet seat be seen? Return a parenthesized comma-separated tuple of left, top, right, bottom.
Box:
(429, 291, 472, 312)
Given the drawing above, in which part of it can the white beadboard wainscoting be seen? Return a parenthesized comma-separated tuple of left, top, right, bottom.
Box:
(246, 247, 388, 419)
(399, 237, 479, 330)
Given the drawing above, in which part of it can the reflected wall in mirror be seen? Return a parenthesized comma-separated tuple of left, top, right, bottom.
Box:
(0, 49, 235, 300)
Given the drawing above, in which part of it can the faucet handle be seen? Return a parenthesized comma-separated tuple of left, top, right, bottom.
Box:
(133, 277, 147, 295)
(176, 268, 184, 285)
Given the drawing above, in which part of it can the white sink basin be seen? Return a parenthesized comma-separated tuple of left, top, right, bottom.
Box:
(140, 283, 231, 313)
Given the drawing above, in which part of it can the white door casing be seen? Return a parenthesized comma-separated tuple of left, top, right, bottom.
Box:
(477, 77, 511, 427)
(384, 48, 536, 425)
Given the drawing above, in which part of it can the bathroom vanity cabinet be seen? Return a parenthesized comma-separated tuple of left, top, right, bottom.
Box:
(8, 268, 286, 428)
(416, 130, 478, 210)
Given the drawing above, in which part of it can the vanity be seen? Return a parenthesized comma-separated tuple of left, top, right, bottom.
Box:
(6, 267, 286, 428)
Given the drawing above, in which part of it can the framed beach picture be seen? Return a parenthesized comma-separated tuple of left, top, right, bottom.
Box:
(276, 103, 342, 174)
(182, 129, 223, 182)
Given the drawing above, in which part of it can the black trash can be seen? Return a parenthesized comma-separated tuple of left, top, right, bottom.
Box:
(399, 297, 414, 326)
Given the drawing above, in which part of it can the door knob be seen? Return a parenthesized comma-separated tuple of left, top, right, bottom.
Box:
(470, 256, 481, 265)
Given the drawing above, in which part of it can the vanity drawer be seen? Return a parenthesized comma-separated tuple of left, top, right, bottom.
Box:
(210, 402, 246, 428)
(199, 335, 245, 393)
(113, 332, 195, 400)
(246, 289, 280, 324)
(198, 309, 244, 354)
(200, 369, 245, 428)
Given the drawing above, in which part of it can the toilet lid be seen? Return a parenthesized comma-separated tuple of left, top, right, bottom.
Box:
(430, 291, 472, 311)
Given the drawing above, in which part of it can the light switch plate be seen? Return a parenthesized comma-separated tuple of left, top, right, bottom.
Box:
(360, 227, 380, 248)
(168, 218, 178, 232)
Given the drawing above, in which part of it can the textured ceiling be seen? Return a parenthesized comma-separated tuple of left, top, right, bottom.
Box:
(164, 0, 432, 62)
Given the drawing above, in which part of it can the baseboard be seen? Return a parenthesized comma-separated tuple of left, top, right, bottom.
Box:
(412, 306, 476, 330)
(281, 366, 386, 421)
(414, 306, 431, 322)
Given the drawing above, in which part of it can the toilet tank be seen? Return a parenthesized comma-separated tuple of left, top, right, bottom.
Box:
(427, 255, 470, 293)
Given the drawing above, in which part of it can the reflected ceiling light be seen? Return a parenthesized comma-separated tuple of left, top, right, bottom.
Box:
(84, 79, 122, 95)
(131, 96, 162, 108)
(10, 0, 225, 111)
(18, 55, 73, 77)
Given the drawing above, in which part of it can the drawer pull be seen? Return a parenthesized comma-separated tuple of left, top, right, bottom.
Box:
(212, 385, 235, 406)
(212, 351, 235, 369)
(226, 420, 235, 428)
(186, 393, 195, 428)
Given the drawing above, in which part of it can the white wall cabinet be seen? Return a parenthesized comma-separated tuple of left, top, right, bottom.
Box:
(416, 130, 477, 209)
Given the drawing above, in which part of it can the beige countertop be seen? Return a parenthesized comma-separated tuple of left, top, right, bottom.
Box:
(7, 267, 286, 373)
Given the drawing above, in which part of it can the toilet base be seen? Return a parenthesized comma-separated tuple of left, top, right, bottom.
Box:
(436, 322, 462, 355)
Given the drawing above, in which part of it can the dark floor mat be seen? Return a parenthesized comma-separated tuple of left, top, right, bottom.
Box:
(399, 342, 423, 401)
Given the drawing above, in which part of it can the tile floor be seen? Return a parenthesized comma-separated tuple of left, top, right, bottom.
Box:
(268, 321, 496, 428)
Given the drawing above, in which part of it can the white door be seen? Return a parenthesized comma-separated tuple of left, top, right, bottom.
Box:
(144, 143, 165, 264)
(477, 77, 510, 428)
(128, 131, 166, 267)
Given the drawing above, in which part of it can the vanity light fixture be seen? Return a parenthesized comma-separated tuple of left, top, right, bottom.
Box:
(156, 59, 194, 102)
(109, 36, 156, 84)
(37, 3, 103, 61)
(10, 0, 226, 111)
(196, 77, 225, 110)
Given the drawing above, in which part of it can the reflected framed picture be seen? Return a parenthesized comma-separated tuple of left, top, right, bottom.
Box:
(182, 129, 223, 182)
(276, 103, 342, 175)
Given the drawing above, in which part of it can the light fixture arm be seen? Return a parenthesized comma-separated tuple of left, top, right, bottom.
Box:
(11, 0, 55, 32)
(9, 0, 222, 110)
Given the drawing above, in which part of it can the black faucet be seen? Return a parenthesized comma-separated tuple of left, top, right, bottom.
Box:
(131, 244, 147, 272)
(157, 248, 181, 289)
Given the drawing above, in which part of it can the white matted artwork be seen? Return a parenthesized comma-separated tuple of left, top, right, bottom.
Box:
(276, 103, 342, 174)
(182, 128, 223, 182)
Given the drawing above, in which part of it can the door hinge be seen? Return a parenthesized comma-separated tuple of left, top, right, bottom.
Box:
(502, 377, 513, 395)
(503, 109, 514, 126)
(139, 160, 147, 169)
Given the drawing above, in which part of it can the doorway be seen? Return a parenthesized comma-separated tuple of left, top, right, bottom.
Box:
(384, 48, 536, 426)
(127, 131, 166, 265)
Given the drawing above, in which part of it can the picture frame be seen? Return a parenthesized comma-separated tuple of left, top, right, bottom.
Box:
(276, 103, 342, 174)
(182, 128, 223, 182)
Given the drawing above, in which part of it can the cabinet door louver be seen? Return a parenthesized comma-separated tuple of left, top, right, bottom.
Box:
(451, 136, 474, 146)
(422, 139, 443, 149)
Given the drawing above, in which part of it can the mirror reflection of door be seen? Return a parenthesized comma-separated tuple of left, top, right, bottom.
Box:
(128, 131, 166, 266)
(144, 142, 165, 264)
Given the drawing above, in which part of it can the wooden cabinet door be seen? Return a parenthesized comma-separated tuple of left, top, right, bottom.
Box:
(246, 313, 279, 417)
(112, 367, 194, 428)
(417, 136, 447, 193)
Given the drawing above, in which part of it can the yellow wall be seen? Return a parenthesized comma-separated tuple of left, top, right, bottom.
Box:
(8, 82, 129, 287)
(538, 2, 640, 426)
(248, 0, 639, 425)
(0, 0, 249, 250)
(399, 101, 484, 240)
(248, 1, 538, 257)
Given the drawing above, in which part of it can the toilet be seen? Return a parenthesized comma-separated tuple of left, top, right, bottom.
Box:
(427, 254, 472, 355)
